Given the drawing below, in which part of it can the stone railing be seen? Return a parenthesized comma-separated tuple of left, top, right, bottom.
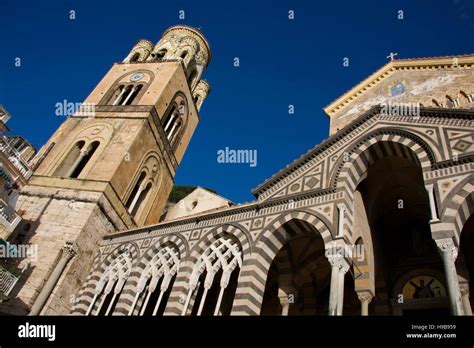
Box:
(0, 136, 33, 179)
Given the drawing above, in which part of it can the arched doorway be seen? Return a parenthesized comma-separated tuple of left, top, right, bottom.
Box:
(261, 219, 331, 315)
(354, 145, 449, 315)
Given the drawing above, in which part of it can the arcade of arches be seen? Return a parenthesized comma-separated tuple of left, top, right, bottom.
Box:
(72, 134, 473, 316)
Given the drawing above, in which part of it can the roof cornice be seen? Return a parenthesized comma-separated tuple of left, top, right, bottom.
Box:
(252, 106, 474, 197)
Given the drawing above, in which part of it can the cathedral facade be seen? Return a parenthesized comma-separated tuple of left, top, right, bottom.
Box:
(0, 26, 473, 316)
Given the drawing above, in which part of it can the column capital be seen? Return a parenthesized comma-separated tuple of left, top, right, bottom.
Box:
(459, 283, 470, 296)
(336, 203, 346, 211)
(62, 241, 79, 260)
(425, 183, 434, 191)
(326, 253, 351, 274)
(435, 238, 458, 261)
(356, 290, 374, 303)
(278, 294, 290, 307)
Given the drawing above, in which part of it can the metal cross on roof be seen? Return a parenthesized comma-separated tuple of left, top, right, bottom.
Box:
(387, 52, 398, 61)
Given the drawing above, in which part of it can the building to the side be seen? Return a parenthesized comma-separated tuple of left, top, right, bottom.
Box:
(0, 26, 472, 317)
(0, 105, 37, 303)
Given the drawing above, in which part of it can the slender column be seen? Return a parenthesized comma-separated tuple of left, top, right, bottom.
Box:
(86, 294, 98, 316)
(425, 184, 439, 222)
(128, 184, 145, 214)
(336, 204, 346, 238)
(328, 258, 340, 316)
(327, 253, 350, 316)
(65, 149, 89, 177)
(164, 113, 177, 132)
(152, 291, 165, 316)
(105, 293, 118, 316)
(459, 283, 472, 316)
(196, 288, 209, 316)
(128, 292, 141, 316)
(95, 292, 108, 315)
(169, 124, 182, 145)
(356, 290, 374, 316)
(139, 290, 153, 316)
(435, 238, 463, 315)
(94, 289, 111, 316)
(213, 286, 226, 316)
(167, 120, 180, 141)
(336, 260, 350, 315)
(112, 87, 127, 105)
(278, 291, 290, 316)
(29, 242, 78, 315)
(121, 85, 137, 105)
(181, 288, 194, 316)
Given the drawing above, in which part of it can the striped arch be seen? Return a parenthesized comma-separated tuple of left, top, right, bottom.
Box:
(231, 209, 333, 315)
(439, 178, 474, 244)
(71, 242, 139, 315)
(333, 129, 435, 195)
(163, 224, 251, 315)
(189, 224, 252, 263)
(332, 130, 435, 241)
(115, 234, 187, 315)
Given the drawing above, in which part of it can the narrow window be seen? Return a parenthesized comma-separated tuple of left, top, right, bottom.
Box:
(97, 289, 120, 316)
(446, 95, 455, 108)
(432, 99, 440, 107)
(168, 119, 182, 146)
(130, 52, 140, 63)
(131, 182, 152, 217)
(113, 85, 132, 105)
(123, 84, 143, 105)
(110, 85, 125, 105)
(54, 140, 85, 177)
(154, 49, 167, 59)
(163, 105, 178, 133)
(69, 141, 100, 178)
(126, 171, 147, 210)
(460, 91, 473, 104)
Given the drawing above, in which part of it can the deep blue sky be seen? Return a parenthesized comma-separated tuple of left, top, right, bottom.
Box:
(0, 0, 472, 203)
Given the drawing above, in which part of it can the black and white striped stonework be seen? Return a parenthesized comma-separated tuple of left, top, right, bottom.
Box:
(231, 210, 333, 315)
(438, 179, 473, 242)
(72, 243, 140, 315)
(115, 235, 187, 315)
(164, 224, 251, 315)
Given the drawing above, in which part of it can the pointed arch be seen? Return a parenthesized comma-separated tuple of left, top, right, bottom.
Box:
(71, 243, 139, 315)
(163, 224, 250, 316)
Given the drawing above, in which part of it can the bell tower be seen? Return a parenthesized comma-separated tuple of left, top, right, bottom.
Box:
(1, 25, 211, 315)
